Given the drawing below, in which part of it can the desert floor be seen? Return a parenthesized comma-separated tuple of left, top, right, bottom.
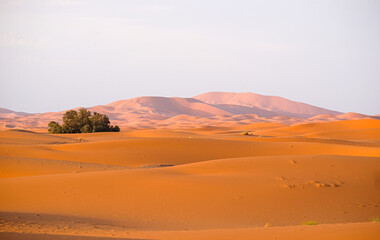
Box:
(0, 119, 379, 239)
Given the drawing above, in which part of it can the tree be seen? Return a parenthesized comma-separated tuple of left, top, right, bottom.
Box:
(48, 121, 63, 134)
(78, 108, 92, 131)
(110, 125, 120, 132)
(47, 109, 120, 134)
(80, 124, 92, 133)
(62, 110, 81, 133)
(90, 112, 111, 132)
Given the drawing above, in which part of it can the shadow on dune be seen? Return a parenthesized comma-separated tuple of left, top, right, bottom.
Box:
(0, 212, 142, 230)
(0, 232, 152, 240)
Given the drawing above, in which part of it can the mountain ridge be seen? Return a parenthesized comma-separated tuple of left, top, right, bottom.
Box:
(0, 92, 376, 130)
(194, 92, 342, 118)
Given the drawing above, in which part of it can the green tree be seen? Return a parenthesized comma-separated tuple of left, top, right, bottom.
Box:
(78, 109, 92, 129)
(78, 109, 93, 133)
(48, 121, 63, 134)
(90, 112, 111, 132)
(80, 124, 92, 133)
(110, 125, 120, 132)
(48, 109, 119, 134)
(62, 110, 81, 133)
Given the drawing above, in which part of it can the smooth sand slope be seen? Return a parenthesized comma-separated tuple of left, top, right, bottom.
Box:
(252, 119, 380, 140)
(0, 119, 379, 239)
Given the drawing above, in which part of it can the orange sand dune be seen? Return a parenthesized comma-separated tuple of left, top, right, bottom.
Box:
(0, 129, 78, 145)
(235, 122, 288, 131)
(252, 119, 380, 140)
(1, 155, 379, 230)
(1, 135, 379, 168)
(0, 119, 379, 239)
(304, 128, 380, 141)
(0, 157, 126, 178)
(121, 129, 205, 138)
(135, 222, 380, 240)
(0, 220, 378, 240)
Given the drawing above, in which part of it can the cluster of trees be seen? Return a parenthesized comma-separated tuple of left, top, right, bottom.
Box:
(48, 109, 120, 134)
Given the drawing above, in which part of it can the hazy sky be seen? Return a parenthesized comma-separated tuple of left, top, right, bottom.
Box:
(0, 0, 379, 114)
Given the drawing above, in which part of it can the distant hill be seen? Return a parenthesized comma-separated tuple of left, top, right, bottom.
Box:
(0, 92, 376, 130)
(0, 108, 31, 117)
(194, 92, 342, 118)
(0, 108, 31, 118)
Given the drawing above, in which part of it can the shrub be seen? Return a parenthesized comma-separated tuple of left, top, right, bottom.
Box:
(48, 109, 120, 134)
(303, 221, 318, 225)
(110, 125, 120, 132)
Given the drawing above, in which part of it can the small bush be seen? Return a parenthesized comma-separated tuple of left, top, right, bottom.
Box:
(371, 216, 380, 222)
(303, 221, 318, 225)
(110, 125, 120, 132)
(241, 131, 249, 135)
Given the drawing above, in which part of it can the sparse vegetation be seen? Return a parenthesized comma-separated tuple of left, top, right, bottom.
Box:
(371, 216, 380, 222)
(303, 221, 318, 225)
(48, 109, 120, 134)
(241, 131, 250, 135)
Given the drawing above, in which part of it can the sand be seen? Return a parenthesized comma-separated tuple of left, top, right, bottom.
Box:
(2, 93, 376, 130)
(0, 119, 379, 239)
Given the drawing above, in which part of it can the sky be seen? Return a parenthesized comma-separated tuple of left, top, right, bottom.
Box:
(0, 0, 379, 115)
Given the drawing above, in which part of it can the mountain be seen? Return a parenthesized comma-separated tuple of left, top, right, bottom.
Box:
(194, 92, 342, 118)
(0, 92, 375, 130)
(89, 96, 280, 120)
(0, 108, 31, 118)
(103, 97, 232, 118)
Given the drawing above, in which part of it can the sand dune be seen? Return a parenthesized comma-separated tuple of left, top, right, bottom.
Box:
(336, 112, 371, 120)
(0, 118, 379, 239)
(3, 92, 375, 130)
(235, 122, 287, 131)
(194, 92, 342, 118)
(252, 119, 380, 140)
(1, 155, 379, 229)
(1, 220, 378, 240)
(107, 97, 232, 117)
(2, 133, 379, 168)
(0, 108, 31, 118)
(0, 129, 78, 145)
(0, 157, 126, 178)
